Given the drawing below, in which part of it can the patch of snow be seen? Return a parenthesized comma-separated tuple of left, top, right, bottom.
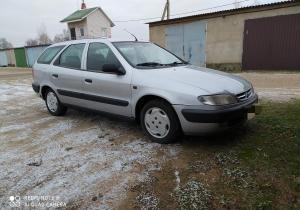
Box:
(0, 81, 33, 102)
(39, 120, 74, 138)
(0, 78, 182, 209)
(0, 124, 27, 133)
(175, 170, 181, 190)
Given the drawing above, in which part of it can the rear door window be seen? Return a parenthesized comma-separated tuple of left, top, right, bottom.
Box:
(37, 46, 65, 64)
(55, 44, 85, 69)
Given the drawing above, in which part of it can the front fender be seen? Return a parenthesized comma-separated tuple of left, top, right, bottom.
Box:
(132, 86, 202, 118)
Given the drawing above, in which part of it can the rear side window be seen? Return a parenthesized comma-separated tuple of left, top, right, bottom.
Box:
(87, 42, 121, 72)
(37, 46, 65, 64)
(55, 44, 85, 69)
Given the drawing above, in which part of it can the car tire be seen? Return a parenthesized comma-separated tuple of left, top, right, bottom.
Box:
(45, 89, 67, 116)
(140, 100, 181, 144)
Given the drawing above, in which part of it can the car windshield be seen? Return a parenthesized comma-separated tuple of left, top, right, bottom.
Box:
(113, 42, 187, 68)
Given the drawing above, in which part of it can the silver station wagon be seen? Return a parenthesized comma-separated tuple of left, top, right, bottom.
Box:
(32, 39, 258, 143)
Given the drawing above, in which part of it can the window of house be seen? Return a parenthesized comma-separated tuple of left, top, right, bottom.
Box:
(80, 28, 85, 37)
(87, 42, 121, 72)
(55, 44, 85, 69)
(101, 28, 108, 38)
(37, 46, 65, 64)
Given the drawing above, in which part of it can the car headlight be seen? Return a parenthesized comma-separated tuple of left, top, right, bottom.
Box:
(198, 94, 237, 105)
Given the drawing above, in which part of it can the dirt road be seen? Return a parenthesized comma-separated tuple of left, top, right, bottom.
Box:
(237, 72, 300, 101)
(0, 68, 299, 209)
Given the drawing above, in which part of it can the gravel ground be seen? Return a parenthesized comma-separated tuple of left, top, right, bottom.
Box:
(0, 75, 180, 209)
(0, 68, 299, 209)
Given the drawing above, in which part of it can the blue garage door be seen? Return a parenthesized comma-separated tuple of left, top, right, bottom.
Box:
(0, 51, 8, 67)
(166, 21, 206, 67)
(26, 46, 48, 67)
(165, 24, 184, 59)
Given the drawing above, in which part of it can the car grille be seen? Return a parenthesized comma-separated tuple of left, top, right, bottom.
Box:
(236, 89, 252, 102)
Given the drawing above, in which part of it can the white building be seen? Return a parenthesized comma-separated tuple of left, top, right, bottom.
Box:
(61, 4, 115, 40)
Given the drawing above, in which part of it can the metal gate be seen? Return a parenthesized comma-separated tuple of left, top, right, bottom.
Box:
(242, 13, 300, 70)
(166, 21, 206, 67)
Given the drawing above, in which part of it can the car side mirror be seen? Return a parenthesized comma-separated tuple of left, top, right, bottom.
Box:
(102, 64, 126, 75)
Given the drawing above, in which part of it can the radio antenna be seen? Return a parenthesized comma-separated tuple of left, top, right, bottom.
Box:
(123, 29, 138, 42)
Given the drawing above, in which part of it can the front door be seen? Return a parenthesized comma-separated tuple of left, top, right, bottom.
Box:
(70, 28, 76, 40)
(81, 42, 132, 117)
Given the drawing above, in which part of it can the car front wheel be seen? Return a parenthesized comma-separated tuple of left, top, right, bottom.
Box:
(45, 89, 67, 116)
(140, 100, 181, 143)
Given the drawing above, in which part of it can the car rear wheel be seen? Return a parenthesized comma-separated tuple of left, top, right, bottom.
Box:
(45, 89, 67, 116)
(140, 100, 181, 143)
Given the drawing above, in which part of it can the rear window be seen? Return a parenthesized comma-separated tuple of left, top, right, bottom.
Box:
(37, 46, 65, 64)
(54, 44, 85, 69)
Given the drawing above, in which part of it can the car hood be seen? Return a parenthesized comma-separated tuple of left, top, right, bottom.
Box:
(147, 65, 252, 95)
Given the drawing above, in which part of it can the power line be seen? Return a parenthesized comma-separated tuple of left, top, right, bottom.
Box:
(113, 0, 251, 23)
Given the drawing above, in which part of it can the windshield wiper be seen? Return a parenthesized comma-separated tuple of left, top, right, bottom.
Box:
(136, 62, 164, 67)
(165, 61, 188, 66)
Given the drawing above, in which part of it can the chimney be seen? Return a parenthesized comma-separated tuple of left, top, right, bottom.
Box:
(81, 0, 86, 9)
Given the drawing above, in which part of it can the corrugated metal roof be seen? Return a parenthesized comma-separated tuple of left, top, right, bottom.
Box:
(148, 0, 299, 26)
(25, 44, 50, 49)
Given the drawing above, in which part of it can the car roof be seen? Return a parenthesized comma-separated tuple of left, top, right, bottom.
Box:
(50, 38, 150, 47)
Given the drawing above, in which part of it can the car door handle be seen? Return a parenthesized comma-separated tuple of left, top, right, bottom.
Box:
(85, 79, 92, 83)
(52, 74, 58, 78)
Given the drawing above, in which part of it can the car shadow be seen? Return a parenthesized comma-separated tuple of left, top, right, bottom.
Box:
(65, 108, 252, 148)
(179, 124, 251, 148)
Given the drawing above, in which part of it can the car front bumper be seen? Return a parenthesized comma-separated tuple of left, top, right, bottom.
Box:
(173, 94, 259, 135)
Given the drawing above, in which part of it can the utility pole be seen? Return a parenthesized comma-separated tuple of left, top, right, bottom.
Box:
(161, 0, 170, 21)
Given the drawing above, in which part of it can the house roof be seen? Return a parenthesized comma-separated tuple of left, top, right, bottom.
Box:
(148, 0, 300, 26)
(60, 7, 115, 27)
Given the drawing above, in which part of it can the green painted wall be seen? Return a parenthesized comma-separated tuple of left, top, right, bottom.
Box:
(14, 48, 27, 67)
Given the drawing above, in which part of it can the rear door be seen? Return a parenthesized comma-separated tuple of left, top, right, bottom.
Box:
(80, 42, 132, 117)
(50, 43, 87, 106)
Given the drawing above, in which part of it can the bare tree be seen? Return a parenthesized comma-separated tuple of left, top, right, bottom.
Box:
(37, 24, 52, 45)
(53, 29, 70, 43)
(53, 34, 64, 43)
(0, 38, 13, 49)
(25, 38, 38, 46)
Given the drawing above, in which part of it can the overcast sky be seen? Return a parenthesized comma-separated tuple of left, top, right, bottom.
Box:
(0, 0, 281, 47)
